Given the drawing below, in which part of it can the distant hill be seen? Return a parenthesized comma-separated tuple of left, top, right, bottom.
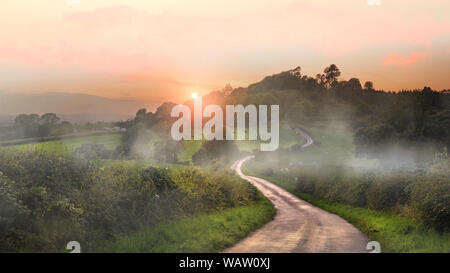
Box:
(0, 92, 161, 123)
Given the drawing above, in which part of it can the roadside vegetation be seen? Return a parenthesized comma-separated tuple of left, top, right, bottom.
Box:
(97, 197, 274, 253)
(243, 166, 450, 252)
(0, 148, 274, 252)
(244, 135, 450, 252)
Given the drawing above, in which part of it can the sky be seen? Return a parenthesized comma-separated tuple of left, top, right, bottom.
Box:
(0, 0, 449, 107)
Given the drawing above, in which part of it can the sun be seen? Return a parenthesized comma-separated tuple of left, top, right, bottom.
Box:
(191, 93, 198, 99)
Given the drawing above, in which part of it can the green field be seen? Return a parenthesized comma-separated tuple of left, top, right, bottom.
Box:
(236, 127, 305, 152)
(179, 140, 203, 162)
(7, 133, 122, 154)
(283, 124, 377, 167)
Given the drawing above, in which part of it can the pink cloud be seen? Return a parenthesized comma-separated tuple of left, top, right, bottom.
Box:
(63, 4, 450, 57)
(63, 6, 142, 28)
(383, 51, 428, 66)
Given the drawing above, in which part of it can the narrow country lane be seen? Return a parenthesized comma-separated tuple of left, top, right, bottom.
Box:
(225, 155, 369, 253)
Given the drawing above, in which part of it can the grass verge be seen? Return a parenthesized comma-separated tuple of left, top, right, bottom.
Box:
(94, 196, 275, 253)
(243, 167, 450, 253)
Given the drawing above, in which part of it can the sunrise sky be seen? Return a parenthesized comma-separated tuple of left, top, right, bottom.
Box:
(1, 0, 449, 106)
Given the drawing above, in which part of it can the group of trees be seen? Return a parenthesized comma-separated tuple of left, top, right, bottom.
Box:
(4, 113, 120, 140)
(223, 64, 449, 163)
(118, 102, 242, 165)
(14, 113, 74, 138)
(129, 63, 448, 165)
(116, 103, 184, 162)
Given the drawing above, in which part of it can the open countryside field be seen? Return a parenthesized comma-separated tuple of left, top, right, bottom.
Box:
(6, 133, 122, 155)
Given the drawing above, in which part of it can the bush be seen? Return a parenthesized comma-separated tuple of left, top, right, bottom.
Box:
(412, 178, 450, 232)
(192, 140, 240, 165)
(247, 154, 449, 232)
(367, 174, 412, 210)
(0, 148, 260, 252)
(411, 151, 450, 232)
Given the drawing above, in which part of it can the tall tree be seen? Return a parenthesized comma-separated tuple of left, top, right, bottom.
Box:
(323, 64, 341, 88)
(364, 81, 374, 91)
(14, 114, 39, 138)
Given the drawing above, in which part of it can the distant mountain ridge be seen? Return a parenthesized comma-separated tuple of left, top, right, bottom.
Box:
(0, 92, 161, 123)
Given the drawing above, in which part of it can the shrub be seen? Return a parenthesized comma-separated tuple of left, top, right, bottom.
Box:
(247, 154, 449, 232)
(192, 140, 240, 165)
(411, 151, 450, 232)
(367, 174, 413, 210)
(0, 148, 260, 252)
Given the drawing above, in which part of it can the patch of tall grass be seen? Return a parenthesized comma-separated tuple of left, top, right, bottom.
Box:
(95, 197, 275, 253)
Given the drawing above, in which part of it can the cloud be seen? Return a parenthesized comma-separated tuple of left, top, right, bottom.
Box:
(66, 0, 80, 6)
(1, 1, 450, 94)
(63, 6, 142, 27)
(367, 0, 381, 6)
(383, 51, 428, 66)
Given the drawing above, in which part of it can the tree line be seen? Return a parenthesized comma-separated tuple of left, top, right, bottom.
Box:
(1, 113, 119, 140)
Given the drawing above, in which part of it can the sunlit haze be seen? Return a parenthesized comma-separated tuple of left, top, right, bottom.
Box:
(1, 0, 449, 112)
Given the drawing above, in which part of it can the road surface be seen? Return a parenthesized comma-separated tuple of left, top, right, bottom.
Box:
(225, 156, 369, 253)
(295, 128, 314, 148)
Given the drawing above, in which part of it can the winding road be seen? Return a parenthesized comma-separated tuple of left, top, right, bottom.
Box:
(225, 130, 369, 253)
(295, 128, 314, 148)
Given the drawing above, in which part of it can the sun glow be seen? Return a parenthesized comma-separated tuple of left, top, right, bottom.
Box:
(192, 93, 198, 99)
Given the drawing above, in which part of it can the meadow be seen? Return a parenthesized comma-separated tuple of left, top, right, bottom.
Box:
(6, 133, 122, 155)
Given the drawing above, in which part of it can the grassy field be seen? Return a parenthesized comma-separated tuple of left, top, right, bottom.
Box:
(177, 127, 304, 163)
(236, 127, 304, 152)
(283, 124, 377, 167)
(179, 140, 203, 162)
(8, 133, 122, 154)
(94, 196, 275, 253)
(243, 164, 450, 253)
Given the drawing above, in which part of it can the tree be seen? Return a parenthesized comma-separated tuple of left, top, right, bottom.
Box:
(135, 108, 147, 119)
(58, 121, 74, 135)
(222, 84, 233, 94)
(153, 140, 183, 163)
(347, 78, 362, 91)
(315, 73, 326, 87)
(14, 114, 39, 138)
(155, 102, 177, 121)
(39, 113, 60, 125)
(323, 64, 341, 88)
(38, 113, 60, 137)
(290, 66, 302, 78)
(364, 81, 374, 91)
(192, 140, 240, 165)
